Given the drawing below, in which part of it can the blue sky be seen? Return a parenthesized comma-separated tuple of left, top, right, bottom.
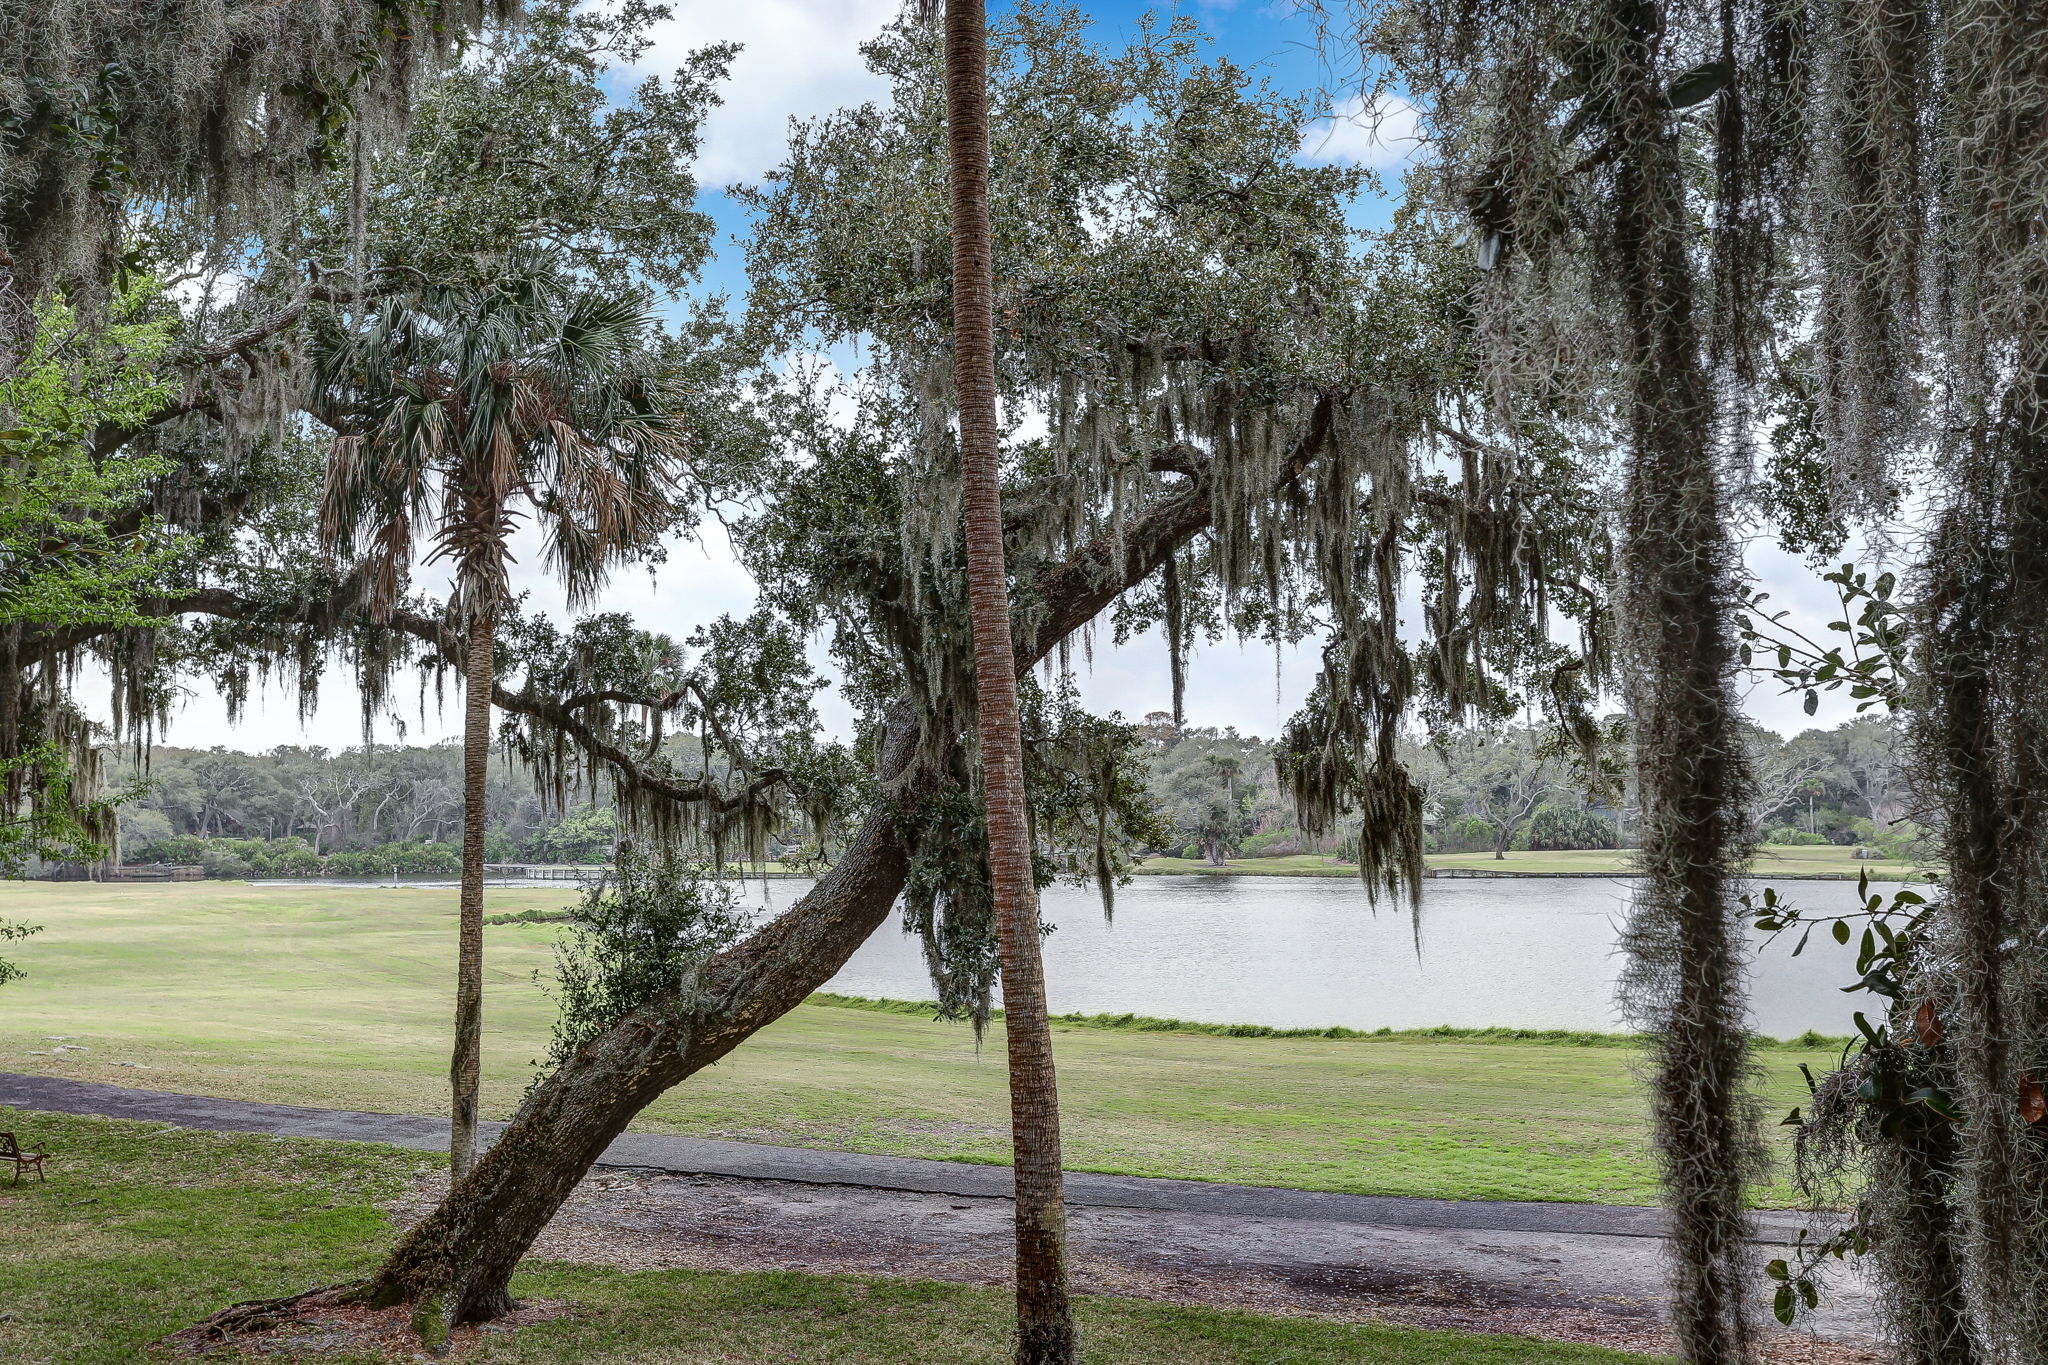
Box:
(133, 1, 1856, 752)
(679, 1, 1406, 298)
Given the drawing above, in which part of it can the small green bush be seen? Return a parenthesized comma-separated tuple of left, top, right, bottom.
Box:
(1237, 830, 1301, 859)
(1527, 803, 1617, 851)
(198, 846, 254, 879)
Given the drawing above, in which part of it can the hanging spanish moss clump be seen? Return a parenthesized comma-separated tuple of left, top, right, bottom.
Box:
(1911, 389, 2048, 1363)
(1353, 2, 1782, 1357)
(1800, 0, 1929, 514)
(0, 0, 511, 356)
(899, 778, 1003, 1035)
(1608, 23, 1769, 1361)
(1750, 0, 2048, 1356)
(1600, 17, 1769, 1355)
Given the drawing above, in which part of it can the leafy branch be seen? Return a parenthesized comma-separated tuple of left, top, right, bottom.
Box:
(1747, 867, 1954, 1326)
(1737, 563, 1914, 718)
(0, 919, 41, 989)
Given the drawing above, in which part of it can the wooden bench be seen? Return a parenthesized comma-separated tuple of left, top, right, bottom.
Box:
(1, 1131, 49, 1184)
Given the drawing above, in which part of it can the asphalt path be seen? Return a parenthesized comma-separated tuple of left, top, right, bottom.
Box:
(3, 1070, 1885, 1353)
(0, 1070, 1814, 1243)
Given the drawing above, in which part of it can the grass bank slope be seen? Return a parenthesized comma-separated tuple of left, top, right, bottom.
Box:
(0, 881, 1838, 1205)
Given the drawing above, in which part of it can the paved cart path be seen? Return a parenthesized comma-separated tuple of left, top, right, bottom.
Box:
(1, 1070, 1796, 1240)
(0, 1072, 1880, 1357)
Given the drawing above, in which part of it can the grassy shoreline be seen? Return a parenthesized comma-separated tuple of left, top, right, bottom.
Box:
(1132, 845, 1930, 881)
(1, 881, 1846, 1206)
(805, 991, 1852, 1051)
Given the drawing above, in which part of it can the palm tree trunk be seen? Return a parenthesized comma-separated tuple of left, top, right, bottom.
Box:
(941, 4, 1075, 1361)
(450, 604, 495, 1182)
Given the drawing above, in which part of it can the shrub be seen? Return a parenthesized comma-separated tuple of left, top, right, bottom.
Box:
(1765, 826, 1828, 846)
(384, 840, 460, 875)
(128, 834, 208, 864)
(485, 907, 571, 925)
(323, 849, 382, 878)
(198, 846, 254, 879)
(1847, 817, 1932, 862)
(544, 846, 747, 1068)
(1237, 830, 1301, 859)
(1442, 814, 1496, 853)
(1527, 804, 1618, 851)
(272, 843, 323, 875)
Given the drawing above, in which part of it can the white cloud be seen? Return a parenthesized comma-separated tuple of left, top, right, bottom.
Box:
(635, 0, 901, 187)
(1064, 626, 1324, 740)
(1298, 93, 1423, 169)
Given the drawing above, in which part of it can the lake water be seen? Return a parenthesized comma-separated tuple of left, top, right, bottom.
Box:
(751, 873, 1891, 1040)
(258, 871, 1899, 1039)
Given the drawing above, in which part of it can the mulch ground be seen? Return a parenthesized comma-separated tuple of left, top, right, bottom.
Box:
(374, 1168, 1890, 1365)
(166, 1286, 573, 1360)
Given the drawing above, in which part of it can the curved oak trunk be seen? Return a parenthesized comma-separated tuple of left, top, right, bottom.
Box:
(364, 707, 921, 1340)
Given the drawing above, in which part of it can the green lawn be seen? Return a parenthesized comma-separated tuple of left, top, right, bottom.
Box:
(0, 1108, 1668, 1365)
(1135, 844, 1928, 880)
(0, 881, 1837, 1206)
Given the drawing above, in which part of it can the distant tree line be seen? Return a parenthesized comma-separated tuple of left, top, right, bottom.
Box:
(97, 710, 1914, 879)
(1139, 713, 1915, 865)
(109, 743, 631, 875)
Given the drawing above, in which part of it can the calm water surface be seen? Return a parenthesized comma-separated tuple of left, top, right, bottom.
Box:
(262, 871, 1900, 1038)
(751, 873, 1894, 1040)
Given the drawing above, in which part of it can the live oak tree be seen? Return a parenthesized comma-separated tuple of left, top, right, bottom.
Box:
(1437, 730, 1560, 861)
(0, 0, 519, 898)
(45, 8, 1607, 1348)
(290, 11, 1608, 1341)
(1, 0, 731, 858)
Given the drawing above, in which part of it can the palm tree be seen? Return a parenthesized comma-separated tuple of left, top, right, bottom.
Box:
(312, 260, 689, 1180)
(937, 3, 1076, 1360)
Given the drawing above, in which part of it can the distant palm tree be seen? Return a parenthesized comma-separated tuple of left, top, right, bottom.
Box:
(937, 2, 1077, 1361)
(312, 261, 689, 1179)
